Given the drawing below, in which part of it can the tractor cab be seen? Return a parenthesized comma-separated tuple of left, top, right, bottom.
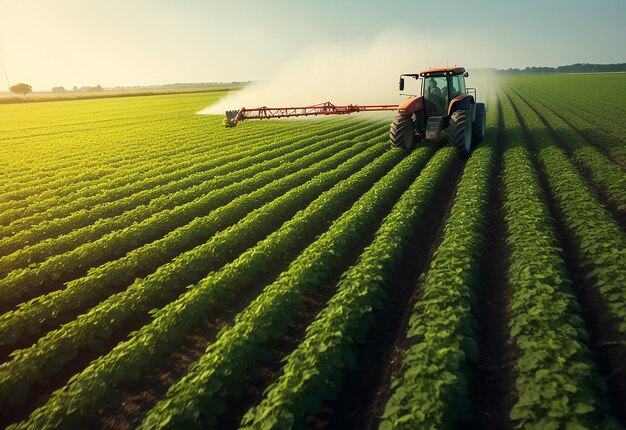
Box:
(393, 66, 485, 156)
(422, 71, 466, 116)
(399, 67, 469, 116)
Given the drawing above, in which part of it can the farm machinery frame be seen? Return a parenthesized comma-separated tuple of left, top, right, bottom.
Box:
(225, 67, 486, 156)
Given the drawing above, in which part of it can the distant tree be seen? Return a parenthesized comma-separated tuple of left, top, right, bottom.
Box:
(94, 84, 104, 92)
(72, 86, 78, 92)
(10, 83, 32, 96)
(51, 86, 66, 93)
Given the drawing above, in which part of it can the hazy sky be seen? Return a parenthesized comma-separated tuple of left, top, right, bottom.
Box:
(1, 0, 625, 91)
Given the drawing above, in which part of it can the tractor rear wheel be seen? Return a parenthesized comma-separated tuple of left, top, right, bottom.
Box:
(472, 103, 486, 144)
(390, 115, 416, 152)
(448, 109, 473, 157)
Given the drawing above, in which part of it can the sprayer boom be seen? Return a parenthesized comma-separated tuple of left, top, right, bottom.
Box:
(224, 101, 398, 127)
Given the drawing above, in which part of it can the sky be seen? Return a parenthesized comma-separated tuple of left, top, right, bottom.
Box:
(1, 0, 625, 91)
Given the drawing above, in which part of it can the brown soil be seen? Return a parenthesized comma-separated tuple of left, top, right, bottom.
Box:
(0, 315, 147, 428)
(96, 318, 227, 430)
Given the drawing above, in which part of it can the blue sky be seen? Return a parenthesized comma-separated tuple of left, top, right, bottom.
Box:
(1, 0, 625, 90)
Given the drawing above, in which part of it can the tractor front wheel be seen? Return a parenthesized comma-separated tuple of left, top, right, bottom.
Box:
(448, 109, 473, 157)
(389, 115, 416, 152)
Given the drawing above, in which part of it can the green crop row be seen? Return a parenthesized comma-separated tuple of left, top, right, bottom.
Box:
(9, 143, 407, 429)
(0, 123, 319, 257)
(1, 92, 220, 139)
(0, 120, 372, 253)
(526, 80, 625, 158)
(0, 117, 335, 229)
(2, 168, 112, 207)
(502, 75, 626, 139)
(239, 146, 459, 429)
(499, 93, 617, 428)
(0, 133, 282, 269)
(504, 88, 626, 337)
(503, 78, 626, 161)
(0, 121, 378, 275)
(1, 102, 309, 217)
(137, 142, 440, 430)
(0, 127, 385, 307)
(505, 85, 625, 213)
(0, 113, 278, 188)
(1, 115, 225, 201)
(0, 117, 354, 232)
(380, 102, 498, 429)
(0, 119, 273, 203)
(0, 139, 384, 410)
(0, 136, 379, 351)
(0, 92, 233, 195)
(0, 126, 230, 218)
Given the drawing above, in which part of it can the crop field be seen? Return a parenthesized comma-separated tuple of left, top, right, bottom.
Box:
(0, 73, 625, 429)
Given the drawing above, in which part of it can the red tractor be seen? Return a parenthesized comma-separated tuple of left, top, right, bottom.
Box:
(224, 66, 485, 156)
(391, 67, 485, 155)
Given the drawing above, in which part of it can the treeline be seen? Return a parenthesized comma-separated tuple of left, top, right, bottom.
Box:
(52, 85, 103, 93)
(109, 81, 249, 90)
(476, 63, 626, 75)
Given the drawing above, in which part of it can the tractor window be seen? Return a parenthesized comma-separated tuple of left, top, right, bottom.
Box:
(449, 75, 465, 98)
(424, 76, 447, 115)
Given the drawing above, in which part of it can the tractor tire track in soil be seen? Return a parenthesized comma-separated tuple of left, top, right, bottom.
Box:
(312, 146, 464, 430)
(504, 91, 626, 426)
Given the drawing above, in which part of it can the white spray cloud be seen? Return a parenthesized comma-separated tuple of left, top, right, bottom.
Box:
(199, 28, 495, 116)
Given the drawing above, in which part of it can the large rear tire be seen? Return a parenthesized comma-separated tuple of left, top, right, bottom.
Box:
(472, 103, 486, 145)
(389, 115, 416, 152)
(448, 109, 473, 157)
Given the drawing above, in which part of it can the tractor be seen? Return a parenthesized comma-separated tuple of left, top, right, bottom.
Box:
(391, 67, 485, 156)
(224, 66, 485, 156)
